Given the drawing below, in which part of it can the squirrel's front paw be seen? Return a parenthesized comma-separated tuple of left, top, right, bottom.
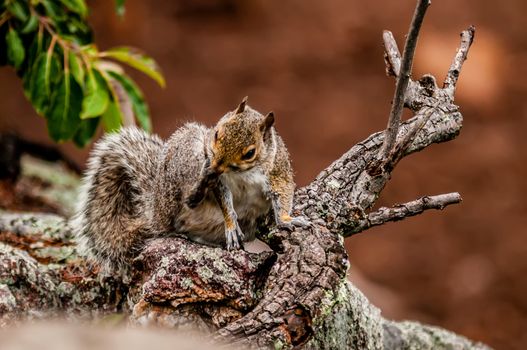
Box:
(290, 216, 312, 228)
(225, 222, 245, 250)
(277, 215, 311, 231)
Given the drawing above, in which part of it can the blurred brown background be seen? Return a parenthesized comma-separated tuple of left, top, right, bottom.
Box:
(1, 0, 525, 348)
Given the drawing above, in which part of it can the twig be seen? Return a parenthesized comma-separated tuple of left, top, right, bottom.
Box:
(379, 0, 431, 161)
(443, 26, 476, 98)
(383, 30, 401, 77)
(0, 13, 11, 28)
(344, 192, 462, 237)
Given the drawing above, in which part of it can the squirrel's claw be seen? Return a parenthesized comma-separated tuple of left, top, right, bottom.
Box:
(277, 216, 311, 232)
(277, 221, 294, 232)
(225, 222, 245, 250)
(290, 216, 312, 228)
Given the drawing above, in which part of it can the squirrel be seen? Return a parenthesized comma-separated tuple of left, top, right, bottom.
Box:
(72, 97, 307, 273)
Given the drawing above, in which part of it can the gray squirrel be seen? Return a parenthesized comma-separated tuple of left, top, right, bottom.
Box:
(72, 98, 307, 273)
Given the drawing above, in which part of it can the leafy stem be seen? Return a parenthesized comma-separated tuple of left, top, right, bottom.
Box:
(1, 0, 161, 146)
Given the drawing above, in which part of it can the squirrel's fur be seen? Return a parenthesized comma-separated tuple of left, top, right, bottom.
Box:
(72, 99, 303, 273)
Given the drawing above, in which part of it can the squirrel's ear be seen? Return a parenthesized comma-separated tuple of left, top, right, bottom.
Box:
(235, 96, 248, 114)
(260, 112, 275, 133)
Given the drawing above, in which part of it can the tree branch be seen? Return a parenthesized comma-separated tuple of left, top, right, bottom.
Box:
(379, 0, 431, 162)
(344, 192, 462, 237)
(295, 25, 475, 238)
(294, 102, 462, 235)
(382, 30, 401, 77)
(443, 25, 476, 98)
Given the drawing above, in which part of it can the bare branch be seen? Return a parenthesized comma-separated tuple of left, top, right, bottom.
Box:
(443, 26, 476, 98)
(344, 192, 462, 237)
(383, 30, 401, 77)
(294, 103, 463, 234)
(379, 0, 431, 161)
(295, 25, 476, 236)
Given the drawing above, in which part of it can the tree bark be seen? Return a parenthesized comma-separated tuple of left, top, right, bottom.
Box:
(0, 6, 489, 350)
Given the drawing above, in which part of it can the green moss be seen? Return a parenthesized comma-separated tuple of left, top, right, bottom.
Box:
(156, 268, 167, 278)
(0, 284, 17, 311)
(21, 156, 81, 217)
(181, 277, 194, 289)
(393, 321, 491, 350)
(212, 259, 229, 273)
(160, 256, 170, 267)
(57, 281, 75, 298)
(273, 339, 284, 350)
(197, 266, 213, 281)
(33, 246, 76, 264)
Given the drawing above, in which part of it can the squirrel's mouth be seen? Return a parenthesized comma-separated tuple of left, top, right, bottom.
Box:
(228, 164, 241, 172)
(211, 161, 243, 174)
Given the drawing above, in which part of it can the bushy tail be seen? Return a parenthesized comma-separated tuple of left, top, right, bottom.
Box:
(71, 127, 163, 273)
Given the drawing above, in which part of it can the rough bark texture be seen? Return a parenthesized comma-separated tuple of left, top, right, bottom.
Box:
(0, 212, 125, 326)
(0, 11, 490, 350)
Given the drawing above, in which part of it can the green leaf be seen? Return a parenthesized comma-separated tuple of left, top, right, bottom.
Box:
(101, 101, 122, 132)
(44, 49, 61, 95)
(6, 27, 25, 69)
(114, 0, 125, 17)
(22, 36, 43, 97)
(65, 16, 91, 36)
(22, 32, 46, 78)
(6, 1, 29, 22)
(42, 0, 67, 22)
(81, 69, 109, 119)
(24, 54, 47, 112)
(59, 0, 88, 18)
(33, 53, 60, 114)
(101, 47, 165, 87)
(108, 71, 151, 132)
(68, 51, 84, 85)
(46, 70, 83, 142)
(82, 44, 98, 56)
(73, 117, 99, 147)
(21, 13, 39, 34)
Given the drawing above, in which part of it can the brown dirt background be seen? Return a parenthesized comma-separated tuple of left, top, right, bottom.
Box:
(1, 1, 526, 348)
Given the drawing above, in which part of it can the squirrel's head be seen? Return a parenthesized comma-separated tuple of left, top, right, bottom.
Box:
(209, 97, 275, 174)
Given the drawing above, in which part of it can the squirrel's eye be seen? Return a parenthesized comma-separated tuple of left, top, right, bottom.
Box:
(214, 130, 219, 142)
(242, 148, 256, 160)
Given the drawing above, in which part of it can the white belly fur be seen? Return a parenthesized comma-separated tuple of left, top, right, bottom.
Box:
(222, 168, 271, 220)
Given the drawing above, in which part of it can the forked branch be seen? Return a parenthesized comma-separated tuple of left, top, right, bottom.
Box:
(379, 0, 431, 162)
(344, 192, 462, 237)
(296, 25, 475, 237)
